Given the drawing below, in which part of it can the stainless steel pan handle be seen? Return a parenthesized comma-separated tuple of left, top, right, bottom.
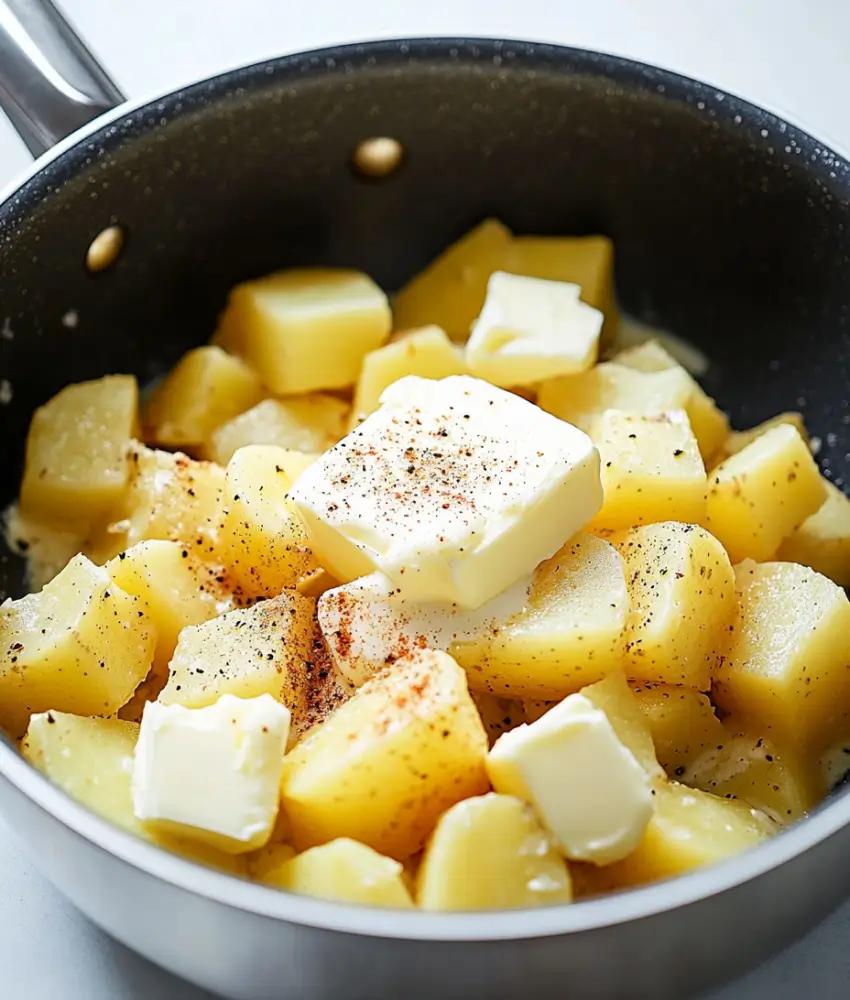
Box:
(0, 0, 124, 157)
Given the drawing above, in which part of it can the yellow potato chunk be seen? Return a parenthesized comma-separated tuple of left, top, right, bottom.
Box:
(280, 649, 489, 860)
(107, 541, 233, 673)
(393, 219, 513, 340)
(159, 592, 313, 714)
(295, 567, 339, 598)
(214, 268, 391, 394)
(714, 560, 850, 752)
(417, 793, 572, 911)
(20, 375, 138, 529)
(470, 690, 525, 748)
(719, 412, 808, 463)
(537, 362, 692, 435)
(247, 842, 297, 883)
(218, 445, 317, 598)
(143, 346, 264, 448)
(452, 534, 628, 699)
(22, 712, 244, 874)
(350, 326, 466, 427)
(629, 682, 724, 776)
(588, 410, 706, 532)
(265, 839, 414, 908)
(705, 424, 826, 563)
(0, 555, 154, 737)
(612, 340, 729, 461)
(206, 396, 348, 466)
(615, 522, 736, 690)
(777, 481, 850, 587)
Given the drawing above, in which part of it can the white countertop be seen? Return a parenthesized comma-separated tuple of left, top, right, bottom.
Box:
(3, 1, 850, 997)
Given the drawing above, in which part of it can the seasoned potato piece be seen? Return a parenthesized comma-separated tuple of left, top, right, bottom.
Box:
(143, 346, 264, 448)
(777, 481, 850, 587)
(705, 424, 826, 563)
(614, 523, 735, 690)
(159, 592, 313, 714)
(280, 649, 489, 859)
(4, 505, 87, 590)
(714, 561, 850, 752)
(247, 842, 297, 883)
(214, 268, 391, 394)
(107, 540, 234, 673)
(588, 411, 706, 531)
(0, 555, 154, 737)
(537, 363, 692, 436)
(295, 568, 339, 598)
(20, 375, 138, 529)
(417, 793, 572, 911)
(117, 672, 168, 723)
(22, 712, 244, 873)
(612, 340, 728, 461)
(350, 326, 466, 427)
(719, 412, 808, 463)
(393, 220, 513, 340)
(630, 682, 724, 776)
(452, 534, 628, 699)
(470, 690, 525, 748)
(218, 445, 317, 598)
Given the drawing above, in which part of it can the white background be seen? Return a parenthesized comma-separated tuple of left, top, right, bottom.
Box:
(2, 1, 850, 997)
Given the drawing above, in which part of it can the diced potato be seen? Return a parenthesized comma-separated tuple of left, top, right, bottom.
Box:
(522, 699, 558, 725)
(416, 793, 572, 911)
(247, 842, 297, 883)
(218, 445, 317, 598)
(107, 540, 233, 673)
(537, 363, 692, 436)
(280, 649, 489, 859)
(612, 340, 729, 461)
(614, 522, 736, 690)
(705, 424, 826, 563)
(214, 268, 391, 394)
(588, 411, 706, 531)
(393, 219, 513, 340)
(719, 412, 808, 463)
(4, 505, 86, 591)
(0, 555, 155, 737)
(143, 346, 264, 448)
(350, 326, 466, 427)
(20, 375, 138, 529)
(117, 672, 168, 723)
(21, 712, 244, 874)
(295, 568, 339, 598)
(629, 682, 724, 776)
(159, 592, 313, 714)
(452, 534, 628, 699)
(714, 560, 850, 752)
(777, 481, 850, 587)
(470, 690, 525, 748)
(206, 396, 348, 467)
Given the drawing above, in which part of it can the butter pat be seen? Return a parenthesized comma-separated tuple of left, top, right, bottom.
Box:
(487, 692, 654, 864)
(132, 695, 290, 854)
(466, 272, 602, 386)
(291, 375, 602, 609)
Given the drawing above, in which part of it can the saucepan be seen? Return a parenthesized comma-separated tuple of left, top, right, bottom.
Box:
(1, 2, 850, 998)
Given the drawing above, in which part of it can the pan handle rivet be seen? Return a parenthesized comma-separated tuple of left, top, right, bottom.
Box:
(352, 137, 404, 178)
(86, 225, 124, 273)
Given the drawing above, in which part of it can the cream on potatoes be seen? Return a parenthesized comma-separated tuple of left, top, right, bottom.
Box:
(291, 374, 602, 610)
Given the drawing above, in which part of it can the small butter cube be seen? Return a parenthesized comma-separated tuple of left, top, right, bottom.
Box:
(292, 375, 602, 609)
(466, 272, 602, 386)
(487, 692, 654, 864)
(132, 694, 290, 853)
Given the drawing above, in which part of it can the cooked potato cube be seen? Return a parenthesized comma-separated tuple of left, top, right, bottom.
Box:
(777, 481, 850, 587)
(107, 540, 234, 673)
(629, 682, 724, 776)
(247, 842, 297, 883)
(719, 412, 808, 463)
(588, 410, 706, 531)
(417, 793, 572, 911)
(537, 362, 692, 435)
(350, 326, 466, 426)
(705, 424, 826, 563)
(20, 375, 138, 529)
(452, 534, 628, 699)
(214, 268, 391, 394)
(22, 712, 244, 873)
(714, 560, 850, 752)
(614, 523, 736, 690)
(218, 445, 317, 598)
(295, 568, 339, 598)
(280, 649, 489, 859)
(117, 672, 168, 723)
(206, 396, 348, 466)
(159, 592, 313, 714)
(143, 346, 264, 448)
(0, 555, 154, 737)
(612, 340, 728, 461)
(470, 690, 526, 748)
(4, 505, 86, 590)
(393, 219, 513, 340)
